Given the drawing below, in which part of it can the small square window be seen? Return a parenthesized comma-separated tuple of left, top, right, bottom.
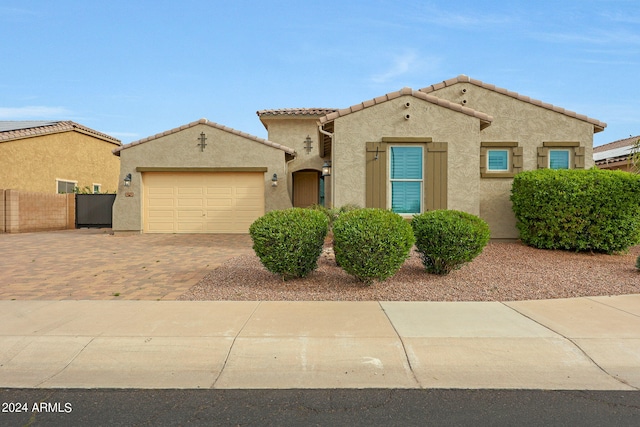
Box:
(57, 180, 77, 194)
(549, 150, 570, 169)
(93, 184, 101, 194)
(487, 149, 510, 171)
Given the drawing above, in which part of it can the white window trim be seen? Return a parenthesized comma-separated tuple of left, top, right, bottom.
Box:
(92, 183, 102, 194)
(56, 178, 78, 194)
(548, 148, 571, 169)
(486, 149, 511, 172)
(388, 145, 424, 216)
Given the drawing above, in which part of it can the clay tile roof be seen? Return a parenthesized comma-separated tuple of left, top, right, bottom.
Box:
(256, 108, 337, 117)
(420, 75, 607, 133)
(318, 87, 493, 129)
(593, 135, 639, 152)
(0, 120, 121, 146)
(113, 118, 296, 156)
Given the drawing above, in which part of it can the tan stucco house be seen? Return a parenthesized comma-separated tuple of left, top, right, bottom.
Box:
(594, 135, 639, 172)
(112, 75, 606, 238)
(0, 121, 121, 194)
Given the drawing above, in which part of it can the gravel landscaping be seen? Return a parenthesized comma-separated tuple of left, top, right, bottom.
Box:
(178, 242, 640, 302)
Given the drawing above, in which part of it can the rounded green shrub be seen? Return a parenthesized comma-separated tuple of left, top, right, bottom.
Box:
(412, 210, 490, 275)
(249, 208, 328, 280)
(511, 168, 640, 253)
(332, 208, 415, 284)
(636, 255, 640, 271)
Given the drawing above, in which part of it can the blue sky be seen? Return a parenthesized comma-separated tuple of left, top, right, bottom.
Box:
(1, 0, 638, 147)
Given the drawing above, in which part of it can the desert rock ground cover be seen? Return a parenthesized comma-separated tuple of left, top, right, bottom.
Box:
(179, 242, 640, 302)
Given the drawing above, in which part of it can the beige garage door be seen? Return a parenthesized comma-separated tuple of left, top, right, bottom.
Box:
(143, 172, 264, 233)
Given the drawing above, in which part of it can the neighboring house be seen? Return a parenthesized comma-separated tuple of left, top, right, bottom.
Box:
(593, 135, 639, 172)
(112, 75, 606, 238)
(0, 121, 121, 194)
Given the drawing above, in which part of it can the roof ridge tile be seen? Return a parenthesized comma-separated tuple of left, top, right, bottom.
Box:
(419, 75, 606, 131)
(318, 87, 494, 126)
(113, 118, 296, 156)
(0, 120, 121, 145)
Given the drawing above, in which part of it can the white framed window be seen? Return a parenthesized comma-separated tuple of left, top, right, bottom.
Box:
(486, 149, 510, 172)
(56, 179, 77, 194)
(389, 146, 423, 214)
(549, 149, 570, 169)
(93, 184, 101, 194)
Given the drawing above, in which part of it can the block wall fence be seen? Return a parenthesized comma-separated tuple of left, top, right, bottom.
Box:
(0, 189, 75, 233)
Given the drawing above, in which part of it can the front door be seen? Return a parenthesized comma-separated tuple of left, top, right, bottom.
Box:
(293, 170, 320, 207)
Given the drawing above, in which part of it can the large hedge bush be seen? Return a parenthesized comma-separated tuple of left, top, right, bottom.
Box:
(412, 210, 490, 275)
(249, 208, 328, 280)
(511, 168, 640, 253)
(332, 208, 415, 284)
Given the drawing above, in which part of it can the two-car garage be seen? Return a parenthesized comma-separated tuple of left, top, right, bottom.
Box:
(142, 171, 265, 233)
(111, 119, 295, 235)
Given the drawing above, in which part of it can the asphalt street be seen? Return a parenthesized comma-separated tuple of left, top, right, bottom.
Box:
(1, 389, 639, 426)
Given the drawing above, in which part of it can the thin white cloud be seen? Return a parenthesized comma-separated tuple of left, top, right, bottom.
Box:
(532, 29, 640, 46)
(408, 3, 516, 29)
(371, 51, 418, 84)
(370, 50, 440, 85)
(0, 6, 36, 16)
(0, 106, 72, 119)
(601, 11, 640, 25)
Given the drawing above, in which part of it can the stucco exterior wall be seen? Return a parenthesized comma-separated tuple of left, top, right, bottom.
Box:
(431, 83, 596, 168)
(261, 116, 326, 201)
(331, 95, 482, 216)
(430, 83, 598, 238)
(112, 123, 291, 232)
(0, 132, 120, 194)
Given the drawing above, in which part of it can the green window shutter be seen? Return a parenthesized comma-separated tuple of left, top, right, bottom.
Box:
(574, 146, 585, 169)
(512, 147, 523, 173)
(365, 141, 387, 208)
(537, 147, 547, 169)
(426, 142, 448, 210)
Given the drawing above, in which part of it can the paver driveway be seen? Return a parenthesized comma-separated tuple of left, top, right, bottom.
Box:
(0, 229, 252, 300)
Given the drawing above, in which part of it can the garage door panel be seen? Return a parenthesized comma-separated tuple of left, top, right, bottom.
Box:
(147, 222, 175, 232)
(177, 198, 204, 208)
(148, 199, 175, 208)
(176, 223, 204, 232)
(206, 187, 233, 195)
(177, 210, 204, 219)
(144, 172, 264, 233)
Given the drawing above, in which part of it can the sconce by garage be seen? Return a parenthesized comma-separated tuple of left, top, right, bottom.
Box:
(322, 161, 332, 177)
(271, 173, 278, 187)
(123, 173, 132, 187)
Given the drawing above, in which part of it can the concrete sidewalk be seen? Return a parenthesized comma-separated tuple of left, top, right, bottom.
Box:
(0, 296, 638, 390)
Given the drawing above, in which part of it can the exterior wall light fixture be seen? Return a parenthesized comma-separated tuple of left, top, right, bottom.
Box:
(123, 173, 132, 187)
(271, 173, 278, 187)
(322, 161, 331, 177)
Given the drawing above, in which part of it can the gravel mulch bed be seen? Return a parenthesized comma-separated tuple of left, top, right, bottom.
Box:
(178, 242, 640, 302)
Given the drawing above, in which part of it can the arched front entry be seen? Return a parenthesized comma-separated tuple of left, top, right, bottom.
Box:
(292, 169, 323, 207)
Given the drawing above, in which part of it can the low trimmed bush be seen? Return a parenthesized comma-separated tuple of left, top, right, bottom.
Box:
(636, 255, 640, 271)
(511, 168, 640, 253)
(332, 208, 415, 284)
(412, 210, 490, 275)
(249, 208, 328, 280)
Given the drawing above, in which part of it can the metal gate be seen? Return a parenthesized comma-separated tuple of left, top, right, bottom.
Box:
(75, 194, 116, 228)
